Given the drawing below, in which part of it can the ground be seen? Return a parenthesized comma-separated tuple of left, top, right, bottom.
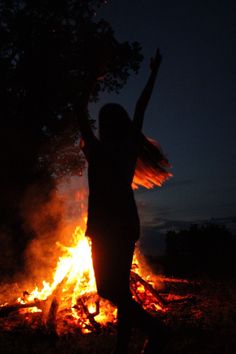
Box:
(0, 276, 236, 354)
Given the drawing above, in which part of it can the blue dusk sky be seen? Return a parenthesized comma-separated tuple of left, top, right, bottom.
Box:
(89, 0, 236, 248)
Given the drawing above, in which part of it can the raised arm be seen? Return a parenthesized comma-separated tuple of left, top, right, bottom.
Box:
(133, 49, 162, 131)
(76, 54, 110, 144)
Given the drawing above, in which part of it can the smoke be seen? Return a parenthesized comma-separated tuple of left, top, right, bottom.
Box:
(19, 175, 88, 287)
(0, 229, 17, 282)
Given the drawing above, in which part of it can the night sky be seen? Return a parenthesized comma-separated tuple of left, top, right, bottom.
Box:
(89, 0, 236, 249)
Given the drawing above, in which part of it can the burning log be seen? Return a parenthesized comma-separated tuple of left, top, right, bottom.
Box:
(46, 297, 59, 334)
(131, 272, 196, 307)
(75, 295, 101, 332)
(0, 300, 45, 318)
(0, 275, 66, 321)
(161, 294, 197, 304)
(0, 272, 166, 321)
(130, 271, 168, 308)
(0, 273, 197, 336)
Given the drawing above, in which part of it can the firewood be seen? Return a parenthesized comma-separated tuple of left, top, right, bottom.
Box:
(130, 271, 168, 307)
(0, 300, 44, 317)
(163, 295, 197, 304)
(46, 297, 59, 334)
(76, 297, 101, 332)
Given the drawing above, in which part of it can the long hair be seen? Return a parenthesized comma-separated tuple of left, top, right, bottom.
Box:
(99, 103, 172, 189)
(133, 135, 172, 189)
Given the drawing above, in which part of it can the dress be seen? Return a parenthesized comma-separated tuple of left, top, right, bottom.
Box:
(83, 129, 141, 242)
(82, 128, 141, 303)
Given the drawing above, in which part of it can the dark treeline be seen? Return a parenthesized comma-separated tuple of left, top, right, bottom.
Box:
(148, 223, 236, 279)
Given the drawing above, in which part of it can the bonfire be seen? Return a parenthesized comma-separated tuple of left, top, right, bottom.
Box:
(0, 178, 191, 336)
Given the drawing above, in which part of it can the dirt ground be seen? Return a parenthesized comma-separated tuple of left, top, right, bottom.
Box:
(1, 277, 236, 354)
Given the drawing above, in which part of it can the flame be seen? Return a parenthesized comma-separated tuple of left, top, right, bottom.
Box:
(14, 217, 120, 332)
(0, 180, 166, 334)
(14, 215, 163, 333)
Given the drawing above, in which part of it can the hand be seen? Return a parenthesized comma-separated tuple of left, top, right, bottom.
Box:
(150, 48, 162, 72)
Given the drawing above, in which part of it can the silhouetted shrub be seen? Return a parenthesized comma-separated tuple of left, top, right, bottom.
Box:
(165, 223, 236, 279)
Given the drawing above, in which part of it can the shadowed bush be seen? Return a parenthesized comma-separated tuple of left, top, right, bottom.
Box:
(164, 223, 236, 279)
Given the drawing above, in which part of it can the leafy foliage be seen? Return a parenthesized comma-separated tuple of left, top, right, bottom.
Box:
(0, 0, 142, 175)
(0, 0, 143, 270)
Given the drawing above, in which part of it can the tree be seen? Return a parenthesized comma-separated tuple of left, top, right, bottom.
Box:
(0, 0, 142, 272)
(165, 223, 236, 278)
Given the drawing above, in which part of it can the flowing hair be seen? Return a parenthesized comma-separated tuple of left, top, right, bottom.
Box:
(99, 103, 172, 190)
(133, 134, 172, 189)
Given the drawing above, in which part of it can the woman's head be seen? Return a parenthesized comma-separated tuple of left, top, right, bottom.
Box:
(98, 104, 172, 188)
(98, 103, 132, 140)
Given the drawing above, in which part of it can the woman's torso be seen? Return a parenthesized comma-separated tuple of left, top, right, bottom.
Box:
(84, 131, 141, 240)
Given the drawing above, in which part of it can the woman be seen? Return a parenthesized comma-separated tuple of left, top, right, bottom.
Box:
(78, 49, 171, 354)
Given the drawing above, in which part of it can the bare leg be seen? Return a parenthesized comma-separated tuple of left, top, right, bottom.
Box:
(91, 237, 169, 353)
(92, 236, 134, 353)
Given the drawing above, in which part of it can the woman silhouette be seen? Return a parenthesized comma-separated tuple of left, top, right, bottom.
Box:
(78, 49, 171, 354)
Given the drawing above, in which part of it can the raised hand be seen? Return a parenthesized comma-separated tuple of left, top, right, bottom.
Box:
(133, 48, 162, 131)
(150, 48, 162, 72)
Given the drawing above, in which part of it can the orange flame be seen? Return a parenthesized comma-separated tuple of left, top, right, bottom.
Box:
(15, 217, 163, 332)
(1, 179, 165, 334)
